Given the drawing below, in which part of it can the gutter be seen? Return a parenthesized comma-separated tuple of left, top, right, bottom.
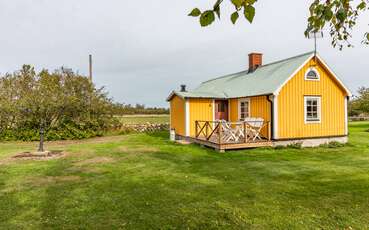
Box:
(266, 95, 274, 140)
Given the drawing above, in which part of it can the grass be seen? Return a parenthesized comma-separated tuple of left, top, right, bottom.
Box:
(0, 122, 369, 229)
(117, 114, 169, 124)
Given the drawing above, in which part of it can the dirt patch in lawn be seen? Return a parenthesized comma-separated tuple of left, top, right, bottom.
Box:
(0, 151, 67, 166)
(12, 151, 66, 160)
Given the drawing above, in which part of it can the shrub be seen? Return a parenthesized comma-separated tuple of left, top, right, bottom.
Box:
(286, 142, 303, 149)
(320, 141, 345, 148)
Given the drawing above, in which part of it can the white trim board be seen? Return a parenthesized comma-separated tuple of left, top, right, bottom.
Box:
(185, 99, 190, 136)
(274, 53, 314, 96)
(344, 97, 348, 135)
(316, 54, 352, 97)
(273, 95, 279, 139)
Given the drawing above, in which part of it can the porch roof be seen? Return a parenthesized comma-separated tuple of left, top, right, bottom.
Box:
(167, 51, 315, 101)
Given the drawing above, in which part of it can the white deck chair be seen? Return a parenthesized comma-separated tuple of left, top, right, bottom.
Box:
(218, 120, 237, 142)
(244, 118, 264, 141)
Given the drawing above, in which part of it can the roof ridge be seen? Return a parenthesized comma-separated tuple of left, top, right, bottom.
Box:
(259, 51, 315, 68)
(201, 70, 248, 84)
(199, 51, 315, 85)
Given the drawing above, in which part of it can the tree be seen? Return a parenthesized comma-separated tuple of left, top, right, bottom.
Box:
(0, 65, 118, 149)
(354, 87, 369, 114)
(188, 0, 369, 50)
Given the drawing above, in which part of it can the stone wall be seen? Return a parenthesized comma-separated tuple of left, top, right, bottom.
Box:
(120, 123, 169, 133)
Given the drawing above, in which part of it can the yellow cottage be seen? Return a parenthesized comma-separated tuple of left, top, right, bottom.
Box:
(167, 52, 352, 151)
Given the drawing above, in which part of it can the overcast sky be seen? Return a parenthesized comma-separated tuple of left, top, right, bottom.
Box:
(0, 0, 368, 107)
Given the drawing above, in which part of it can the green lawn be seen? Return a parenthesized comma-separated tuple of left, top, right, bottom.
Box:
(118, 114, 169, 124)
(1, 122, 369, 229)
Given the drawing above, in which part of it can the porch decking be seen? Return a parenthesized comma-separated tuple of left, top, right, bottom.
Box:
(192, 120, 273, 151)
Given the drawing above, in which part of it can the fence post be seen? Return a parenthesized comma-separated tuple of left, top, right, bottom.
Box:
(195, 121, 198, 138)
(218, 122, 222, 144)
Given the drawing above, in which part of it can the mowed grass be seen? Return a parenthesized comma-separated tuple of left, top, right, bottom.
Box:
(118, 114, 169, 124)
(0, 123, 369, 229)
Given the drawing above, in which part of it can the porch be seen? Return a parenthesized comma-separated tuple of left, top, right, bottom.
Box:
(192, 120, 273, 151)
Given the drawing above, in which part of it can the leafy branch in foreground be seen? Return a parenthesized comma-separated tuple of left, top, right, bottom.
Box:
(188, 0, 369, 49)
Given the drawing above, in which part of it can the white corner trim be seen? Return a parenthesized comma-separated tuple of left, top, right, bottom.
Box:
(304, 67, 320, 81)
(304, 96, 322, 124)
(238, 98, 250, 120)
(212, 99, 216, 129)
(185, 99, 190, 137)
(274, 53, 314, 96)
(316, 54, 352, 97)
(344, 97, 348, 135)
(273, 95, 278, 139)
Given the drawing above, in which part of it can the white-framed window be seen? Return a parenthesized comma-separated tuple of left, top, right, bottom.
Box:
(304, 96, 321, 123)
(305, 67, 320, 81)
(238, 98, 250, 120)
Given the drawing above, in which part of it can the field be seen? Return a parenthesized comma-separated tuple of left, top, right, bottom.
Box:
(117, 114, 169, 124)
(0, 122, 369, 229)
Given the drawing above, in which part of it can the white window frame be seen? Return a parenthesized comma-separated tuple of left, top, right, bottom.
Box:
(304, 96, 321, 124)
(304, 67, 320, 81)
(238, 98, 250, 121)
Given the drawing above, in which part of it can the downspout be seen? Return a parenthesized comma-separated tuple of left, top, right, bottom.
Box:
(267, 95, 274, 140)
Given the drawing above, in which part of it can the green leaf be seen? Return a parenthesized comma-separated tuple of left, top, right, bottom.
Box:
(231, 0, 244, 8)
(244, 0, 256, 4)
(231, 12, 239, 24)
(336, 8, 346, 22)
(323, 8, 333, 20)
(200, 11, 215, 27)
(188, 8, 201, 17)
(244, 5, 255, 23)
(367, 33, 369, 41)
(357, 2, 366, 10)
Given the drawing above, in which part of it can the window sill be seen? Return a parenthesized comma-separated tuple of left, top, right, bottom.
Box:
(305, 120, 321, 124)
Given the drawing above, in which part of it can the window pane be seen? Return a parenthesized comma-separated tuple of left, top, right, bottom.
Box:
(305, 97, 320, 121)
(307, 70, 318, 79)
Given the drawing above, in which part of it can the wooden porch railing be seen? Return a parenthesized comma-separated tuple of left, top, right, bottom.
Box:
(195, 120, 271, 144)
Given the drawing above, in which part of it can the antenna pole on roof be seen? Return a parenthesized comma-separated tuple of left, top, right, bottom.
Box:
(308, 31, 323, 65)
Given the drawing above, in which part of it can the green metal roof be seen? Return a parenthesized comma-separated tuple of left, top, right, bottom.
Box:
(168, 52, 319, 101)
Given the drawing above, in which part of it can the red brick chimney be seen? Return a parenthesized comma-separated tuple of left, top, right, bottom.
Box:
(248, 53, 263, 72)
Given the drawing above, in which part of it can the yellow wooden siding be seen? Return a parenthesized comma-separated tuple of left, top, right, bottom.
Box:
(229, 97, 271, 122)
(277, 59, 346, 139)
(250, 96, 271, 137)
(189, 99, 213, 137)
(228, 97, 271, 137)
(229, 99, 239, 122)
(250, 96, 271, 122)
(170, 95, 185, 136)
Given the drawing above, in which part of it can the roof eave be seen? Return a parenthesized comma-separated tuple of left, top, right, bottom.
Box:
(166, 91, 185, 101)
